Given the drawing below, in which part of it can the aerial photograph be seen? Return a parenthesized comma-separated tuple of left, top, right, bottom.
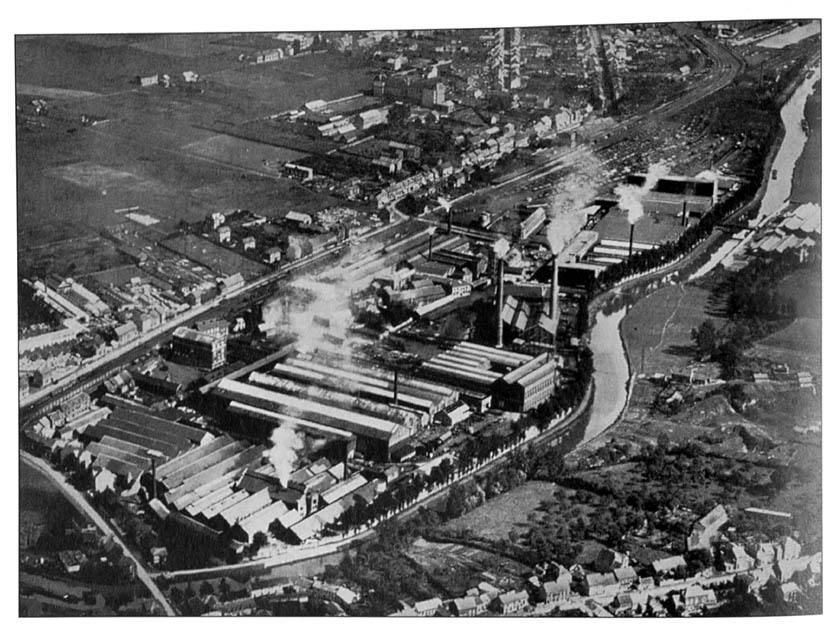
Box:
(16, 15, 822, 618)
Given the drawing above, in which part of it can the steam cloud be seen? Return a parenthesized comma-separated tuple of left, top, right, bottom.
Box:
(615, 161, 670, 225)
(545, 210, 589, 256)
(493, 237, 510, 259)
(261, 271, 357, 355)
(267, 425, 305, 486)
(542, 147, 605, 255)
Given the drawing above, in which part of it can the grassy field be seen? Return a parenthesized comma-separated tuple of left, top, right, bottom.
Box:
(444, 481, 556, 541)
(621, 282, 721, 377)
(210, 52, 373, 110)
(16, 39, 369, 258)
(776, 267, 821, 319)
(161, 234, 268, 280)
(181, 134, 308, 169)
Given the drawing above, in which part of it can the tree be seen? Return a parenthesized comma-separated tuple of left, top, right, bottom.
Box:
(691, 320, 717, 359)
(269, 518, 286, 540)
(445, 482, 469, 519)
(250, 531, 268, 555)
(717, 340, 742, 380)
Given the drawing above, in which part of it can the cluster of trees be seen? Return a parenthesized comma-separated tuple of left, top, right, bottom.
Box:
(530, 348, 594, 431)
(690, 319, 746, 379)
(322, 512, 442, 616)
(725, 250, 813, 321)
(329, 461, 456, 536)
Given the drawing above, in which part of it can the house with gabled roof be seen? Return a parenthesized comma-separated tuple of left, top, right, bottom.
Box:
(687, 504, 728, 551)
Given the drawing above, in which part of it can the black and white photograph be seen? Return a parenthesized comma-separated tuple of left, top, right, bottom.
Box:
(12, 3, 824, 619)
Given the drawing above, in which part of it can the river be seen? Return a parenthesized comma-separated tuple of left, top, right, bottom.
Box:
(688, 63, 822, 278)
(757, 22, 821, 49)
(581, 63, 821, 441)
(581, 306, 630, 442)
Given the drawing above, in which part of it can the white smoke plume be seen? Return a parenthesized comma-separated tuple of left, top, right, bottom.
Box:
(493, 237, 510, 260)
(261, 270, 357, 355)
(615, 161, 670, 225)
(546, 210, 589, 256)
(544, 147, 606, 255)
(267, 425, 305, 486)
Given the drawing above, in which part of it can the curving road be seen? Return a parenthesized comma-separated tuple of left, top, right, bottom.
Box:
(20, 450, 177, 615)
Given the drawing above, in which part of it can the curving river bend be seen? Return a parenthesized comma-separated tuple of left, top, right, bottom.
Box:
(579, 64, 821, 445)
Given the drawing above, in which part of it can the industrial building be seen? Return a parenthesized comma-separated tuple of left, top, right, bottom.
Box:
(592, 174, 718, 263)
(214, 377, 411, 461)
(493, 353, 557, 412)
(418, 342, 557, 412)
(171, 326, 227, 370)
(211, 349, 463, 460)
(72, 405, 214, 490)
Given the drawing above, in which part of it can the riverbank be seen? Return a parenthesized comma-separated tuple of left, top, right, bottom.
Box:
(790, 79, 821, 205)
(571, 60, 821, 455)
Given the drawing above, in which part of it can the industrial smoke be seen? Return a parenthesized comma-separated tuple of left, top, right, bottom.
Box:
(545, 209, 588, 256)
(261, 272, 356, 355)
(493, 237, 510, 260)
(267, 425, 305, 486)
(544, 146, 605, 255)
(615, 161, 669, 225)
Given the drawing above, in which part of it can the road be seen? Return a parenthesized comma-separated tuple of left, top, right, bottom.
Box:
(20, 450, 177, 616)
(19, 222, 397, 420)
(154, 382, 594, 581)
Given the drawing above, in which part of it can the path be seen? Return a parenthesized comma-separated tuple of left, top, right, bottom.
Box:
(653, 285, 686, 355)
(20, 451, 177, 616)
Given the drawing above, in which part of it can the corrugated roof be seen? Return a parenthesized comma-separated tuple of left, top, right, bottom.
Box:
(215, 379, 401, 441)
(156, 435, 235, 478)
(320, 473, 368, 506)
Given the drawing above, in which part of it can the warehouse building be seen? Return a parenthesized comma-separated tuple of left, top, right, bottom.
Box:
(213, 378, 411, 461)
(171, 326, 227, 370)
(419, 342, 557, 412)
(493, 353, 556, 412)
(74, 406, 214, 491)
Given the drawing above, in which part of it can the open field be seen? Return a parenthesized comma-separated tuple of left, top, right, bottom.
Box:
(444, 481, 556, 541)
(621, 282, 721, 377)
(16, 84, 101, 99)
(17, 42, 370, 258)
(210, 52, 374, 110)
(161, 234, 268, 280)
(15, 35, 238, 94)
(182, 134, 308, 169)
(776, 266, 821, 319)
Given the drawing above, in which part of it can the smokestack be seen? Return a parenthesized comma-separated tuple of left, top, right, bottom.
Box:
(428, 232, 434, 259)
(628, 224, 635, 258)
(393, 368, 399, 406)
(681, 200, 688, 227)
(343, 448, 349, 481)
(550, 255, 559, 320)
(496, 258, 505, 348)
(151, 457, 157, 500)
